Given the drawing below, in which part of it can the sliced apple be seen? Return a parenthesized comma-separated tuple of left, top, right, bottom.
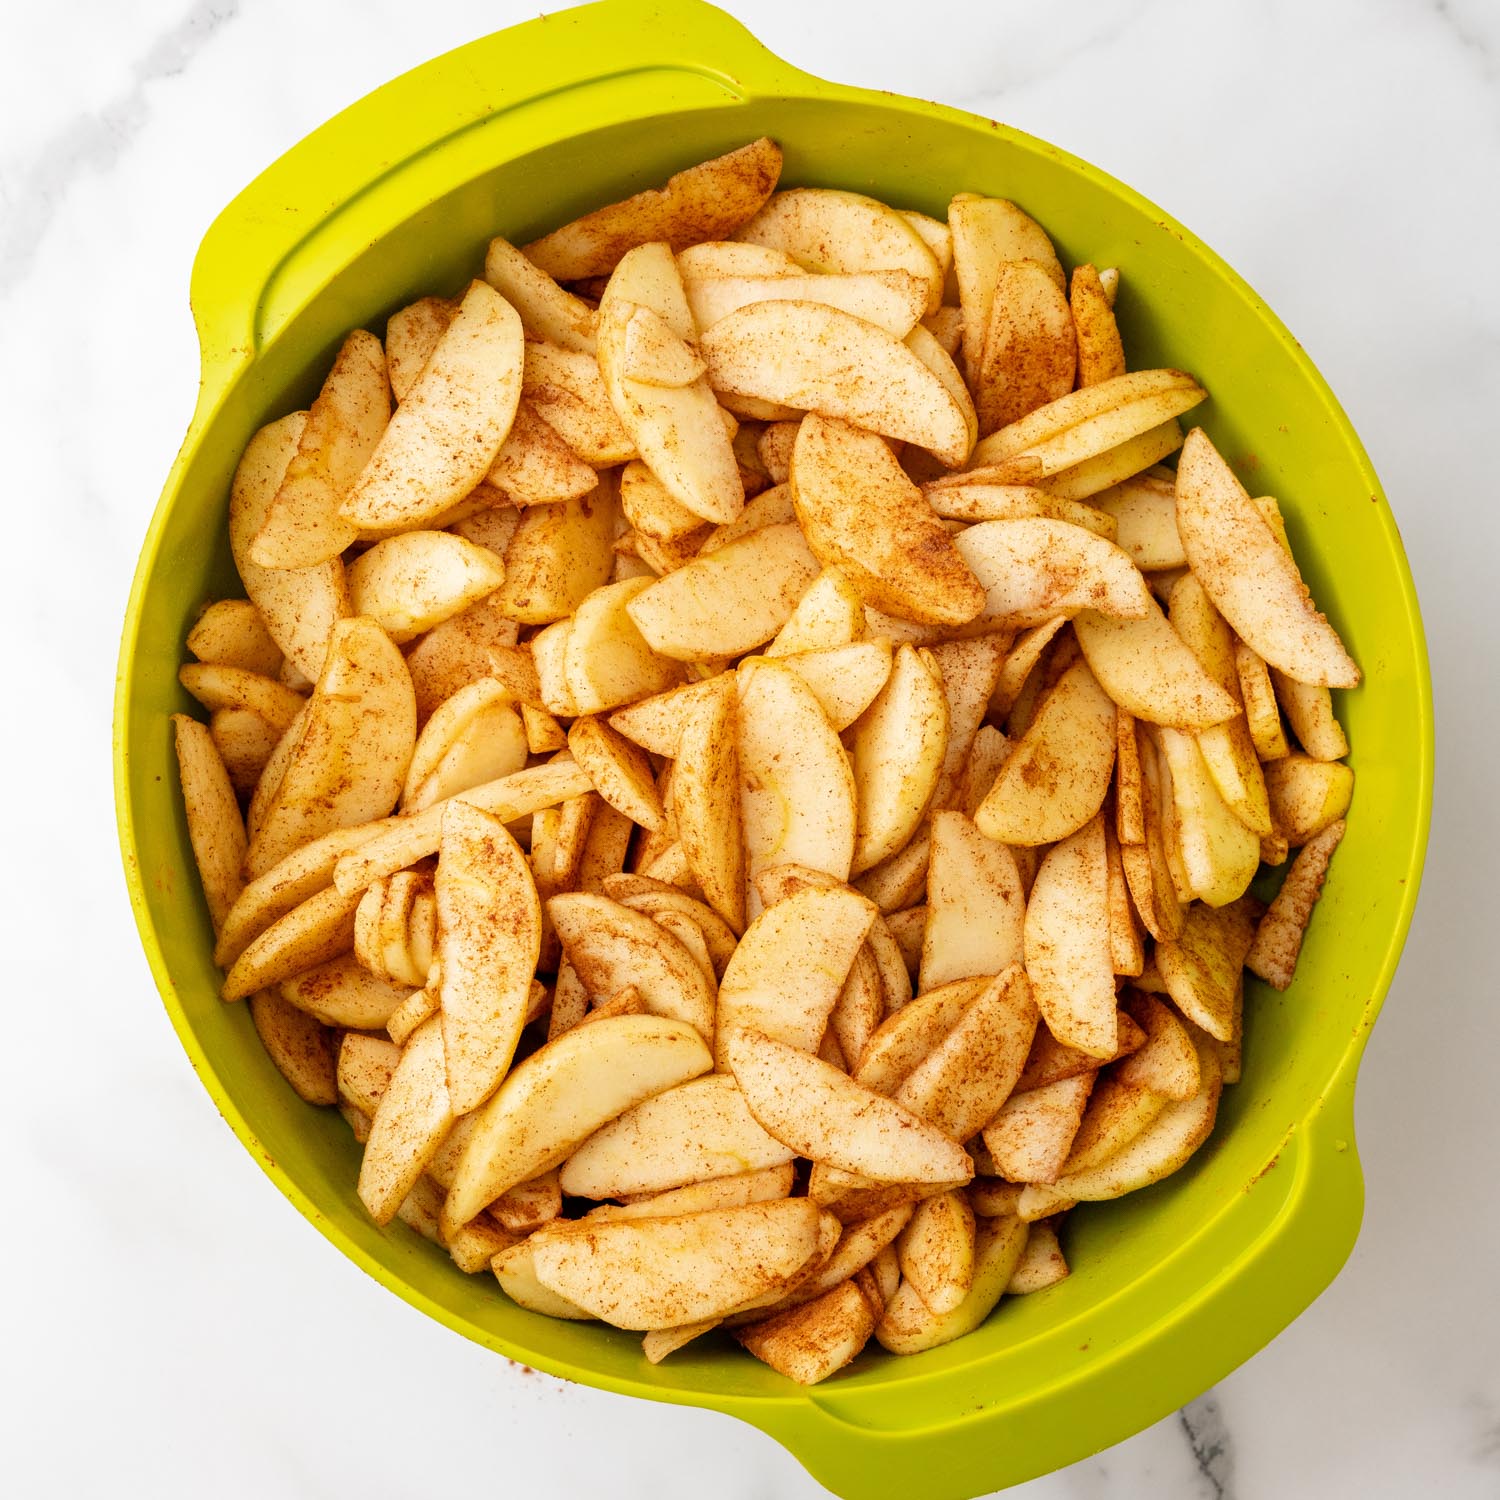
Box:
(701, 303, 972, 467)
(716, 885, 876, 1065)
(243, 617, 415, 878)
(252, 329, 389, 567)
(1023, 815, 1115, 1057)
(669, 673, 746, 932)
(434, 801, 541, 1114)
(1263, 753, 1354, 845)
(522, 340, 634, 463)
(981, 1073, 1095, 1184)
(949, 193, 1063, 380)
(972, 259, 1076, 436)
(1093, 471, 1185, 570)
(852, 976, 992, 1096)
(1245, 817, 1344, 989)
(893, 966, 1039, 1141)
(975, 659, 1115, 846)
(972, 369, 1206, 476)
(685, 268, 926, 337)
(1074, 596, 1237, 730)
(549, 892, 716, 1046)
(495, 481, 618, 624)
(726, 1026, 972, 1185)
(485, 237, 598, 353)
(625, 522, 819, 660)
(737, 187, 943, 315)
(1156, 896, 1262, 1041)
(737, 660, 858, 895)
(443, 1013, 713, 1229)
(875, 1214, 1029, 1355)
(1117, 991, 1202, 1100)
(526, 1198, 824, 1331)
(385, 295, 458, 400)
(356, 1016, 455, 1224)
(559, 1075, 796, 1199)
(789, 415, 985, 627)
(848, 644, 949, 874)
(1175, 429, 1358, 687)
(523, 139, 782, 279)
(342, 281, 522, 530)
(954, 518, 1153, 630)
(1152, 725, 1261, 907)
(598, 244, 743, 525)
(919, 811, 1024, 990)
(172, 714, 246, 935)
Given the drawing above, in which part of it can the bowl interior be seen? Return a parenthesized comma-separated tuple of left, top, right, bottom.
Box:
(121, 92, 1429, 1414)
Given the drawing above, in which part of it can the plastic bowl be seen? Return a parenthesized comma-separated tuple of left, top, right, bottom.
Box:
(114, 2, 1432, 1494)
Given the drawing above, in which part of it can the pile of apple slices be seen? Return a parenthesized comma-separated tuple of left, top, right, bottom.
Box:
(171, 140, 1356, 1386)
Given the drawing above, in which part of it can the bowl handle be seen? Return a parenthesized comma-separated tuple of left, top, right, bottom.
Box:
(186, 0, 809, 421)
(732, 1070, 1368, 1499)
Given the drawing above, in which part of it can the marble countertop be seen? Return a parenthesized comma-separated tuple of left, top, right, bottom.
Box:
(5, 0, 1498, 1495)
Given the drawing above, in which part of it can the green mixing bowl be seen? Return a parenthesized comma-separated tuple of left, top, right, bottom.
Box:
(113, 2, 1432, 1493)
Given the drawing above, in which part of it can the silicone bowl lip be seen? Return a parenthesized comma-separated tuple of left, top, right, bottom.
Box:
(114, 2, 1432, 1494)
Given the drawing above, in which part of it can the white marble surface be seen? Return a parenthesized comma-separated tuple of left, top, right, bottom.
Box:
(4, 0, 1498, 1495)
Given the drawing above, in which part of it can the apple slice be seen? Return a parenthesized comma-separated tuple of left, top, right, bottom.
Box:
(981, 1073, 1095, 1185)
(1023, 814, 1116, 1057)
(243, 617, 416, 879)
(356, 1017, 455, 1224)
(894, 966, 1039, 1142)
(228, 414, 349, 680)
(1156, 896, 1262, 1041)
(975, 659, 1116, 846)
(607, 676, 726, 757)
(484, 237, 598, 353)
(1152, 725, 1261, 907)
(716, 885, 876, 1065)
(726, 1027, 972, 1185)
(1245, 817, 1345, 989)
(558, 1075, 796, 1199)
(385, 296, 457, 400)
(875, 1215, 1029, 1355)
(737, 187, 943, 314)
(251, 330, 390, 568)
(523, 139, 782, 279)
(1022, 1039, 1223, 1211)
(701, 302, 973, 467)
(435, 801, 542, 1114)
(919, 811, 1024, 990)
(1117, 992, 1202, 1101)
(444, 1013, 713, 1230)
(954, 518, 1153, 629)
(973, 259, 1076, 435)
(669, 674, 747, 933)
(549, 892, 716, 1046)
(897, 1190, 976, 1316)
(1071, 263, 1126, 386)
(848, 644, 949, 874)
(852, 976, 991, 1096)
(597, 243, 743, 525)
(774, 640, 894, 732)
(949, 194, 1063, 381)
(737, 660, 858, 896)
(526, 1198, 823, 1331)
(172, 715, 246, 935)
(790, 415, 985, 627)
(1175, 428, 1359, 687)
(626, 523, 819, 660)
(343, 281, 523, 531)
(684, 269, 927, 337)
(1074, 596, 1237, 729)
(970, 368, 1207, 476)
(1264, 753, 1354, 845)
